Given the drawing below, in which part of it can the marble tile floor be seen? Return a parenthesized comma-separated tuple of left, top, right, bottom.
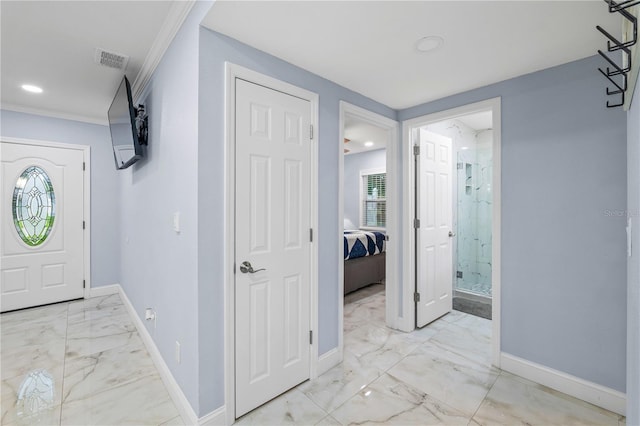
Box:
(1, 294, 183, 426)
(2, 287, 626, 426)
(242, 284, 626, 426)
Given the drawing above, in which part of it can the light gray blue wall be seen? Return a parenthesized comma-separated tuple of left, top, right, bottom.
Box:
(627, 81, 640, 425)
(197, 28, 396, 412)
(0, 110, 119, 288)
(399, 56, 627, 392)
(118, 1, 213, 415)
(344, 149, 386, 228)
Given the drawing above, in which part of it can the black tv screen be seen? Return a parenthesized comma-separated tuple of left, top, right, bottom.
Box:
(108, 76, 142, 169)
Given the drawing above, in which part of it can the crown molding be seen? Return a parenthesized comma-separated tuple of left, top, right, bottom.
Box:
(1, 103, 108, 126)
(131, 1, 196, 102)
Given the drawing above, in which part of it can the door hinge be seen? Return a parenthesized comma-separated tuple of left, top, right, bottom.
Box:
(233, 263, 236, 275)
(309, 228, 313, 242)
(413, 145, 420, 156)
(83, 162, 85, 171)
(82, 221, 85, 229)
(310, 124, 314, 140)
(384, 234, 389, 241)
(309, 330, 313, 345)
(414, 292, 420, 303)
(413, 218, 420, 229)
(83, 280, 86, 289)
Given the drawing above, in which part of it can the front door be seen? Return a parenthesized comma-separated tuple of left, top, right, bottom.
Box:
(234, 78, 312, 417)
(1, 140, 85, 312)
(416, 129, 453, 327)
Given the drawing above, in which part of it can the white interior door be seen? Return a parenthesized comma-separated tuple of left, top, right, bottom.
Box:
(234, 78, 312, 417)
(1, 141, 85, 312)
(416, 129, 453, 328)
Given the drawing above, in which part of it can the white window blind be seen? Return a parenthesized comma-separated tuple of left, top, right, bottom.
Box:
(361, 172, 386, 228)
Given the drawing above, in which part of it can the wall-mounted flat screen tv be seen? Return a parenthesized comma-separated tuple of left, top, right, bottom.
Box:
(108, 76, 143, 170)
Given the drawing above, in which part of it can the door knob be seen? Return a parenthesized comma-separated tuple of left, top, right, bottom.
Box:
(448, 231, 456, 237)
(239, 261, 266, 274)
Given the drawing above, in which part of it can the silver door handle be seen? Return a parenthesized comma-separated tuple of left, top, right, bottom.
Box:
(240, 261, 266, 274)
(448, 231, 456, 237)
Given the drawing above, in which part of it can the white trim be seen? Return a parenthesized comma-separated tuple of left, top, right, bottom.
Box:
(87, 284, 119, 298)
(492, 99, 502, 367)
(338, 102, 401, 334)
(501, 353, 626, 416)
(317, 347, 342, 376)
(131, 1, 196, 102)
(0, 136, 92, 303)
(197, 405, 226, 426)
(1, 103, 108, 126)
(401, 97, 502, 362)
(108, 284, 226, 426)
(116, 285, 196, 425)
(223, 63, 319, 425)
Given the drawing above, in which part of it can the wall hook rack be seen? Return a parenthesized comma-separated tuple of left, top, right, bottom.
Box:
(607, 0, 640, 13)
(598, 48, 631, 75)
(598, 0, 638, 107)
(597, 17, 636, 51)
(598, 67, 627, 107)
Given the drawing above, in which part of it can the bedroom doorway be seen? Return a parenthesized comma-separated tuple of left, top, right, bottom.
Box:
(338, 102, 399, 356)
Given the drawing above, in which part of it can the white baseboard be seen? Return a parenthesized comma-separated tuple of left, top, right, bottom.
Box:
(198, 406, 226, 426)
(501, 352, 626, 416)
(116, 285, 226, 426)
(317, 347, 342, 376)
(87, 284, 119, 298)
(116, 285, 199, 425)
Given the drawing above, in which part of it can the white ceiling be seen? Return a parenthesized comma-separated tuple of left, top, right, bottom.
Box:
(0, 1, 622, 125)
(344, 115, 389, 155)
(202, 1, 621, 110)
(1, 1, 178, 124)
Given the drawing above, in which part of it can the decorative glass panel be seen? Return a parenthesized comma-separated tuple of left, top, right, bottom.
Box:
(12, 166, 56, 246)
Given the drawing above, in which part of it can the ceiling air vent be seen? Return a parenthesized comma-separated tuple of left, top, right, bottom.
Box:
(94, 48, 129, 70)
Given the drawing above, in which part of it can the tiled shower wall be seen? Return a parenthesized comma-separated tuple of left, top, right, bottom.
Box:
(425, 120, 493, 297)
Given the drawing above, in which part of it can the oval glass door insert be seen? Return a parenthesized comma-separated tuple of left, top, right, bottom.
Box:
(12, 166, 56, 246)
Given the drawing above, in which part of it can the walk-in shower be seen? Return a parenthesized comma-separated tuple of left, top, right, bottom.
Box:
(425, 116, 493, 319)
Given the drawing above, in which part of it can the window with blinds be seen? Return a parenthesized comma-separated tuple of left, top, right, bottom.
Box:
(361, 172, 386, 228)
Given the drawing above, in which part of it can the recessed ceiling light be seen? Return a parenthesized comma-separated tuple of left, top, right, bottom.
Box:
(416, 36, 444, 53)
(21, 84, 43, 94)
(364, 141, 374, 147)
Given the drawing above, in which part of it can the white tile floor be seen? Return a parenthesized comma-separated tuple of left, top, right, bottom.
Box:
(240, 284, 626, 426)
(1, 285, 627, 426)
(1, 294, 182, 426)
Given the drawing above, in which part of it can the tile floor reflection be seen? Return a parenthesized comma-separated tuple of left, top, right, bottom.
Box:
(1, 294, 182, 426)
(1, 286, 627, 426)
(242, 283, 626, 426)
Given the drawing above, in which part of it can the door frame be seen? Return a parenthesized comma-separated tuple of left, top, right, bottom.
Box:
(0, 136, 91, 300)
(223, 63, 319, 424)
(338, 102, 400, 344)
(401, 97, 502, 367)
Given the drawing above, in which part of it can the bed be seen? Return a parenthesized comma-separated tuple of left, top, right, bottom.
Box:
(344, 230, 386, 294)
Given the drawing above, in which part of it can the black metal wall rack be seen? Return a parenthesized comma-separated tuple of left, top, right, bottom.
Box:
(597, 0, 638, 107)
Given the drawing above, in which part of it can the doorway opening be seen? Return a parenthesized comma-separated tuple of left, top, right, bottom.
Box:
(402, 97, 501, 366)
(424, 111, 494, 320)
(338, 102, 399, 362)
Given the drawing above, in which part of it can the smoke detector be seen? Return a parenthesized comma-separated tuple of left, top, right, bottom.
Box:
(94, 48, 129, 70)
